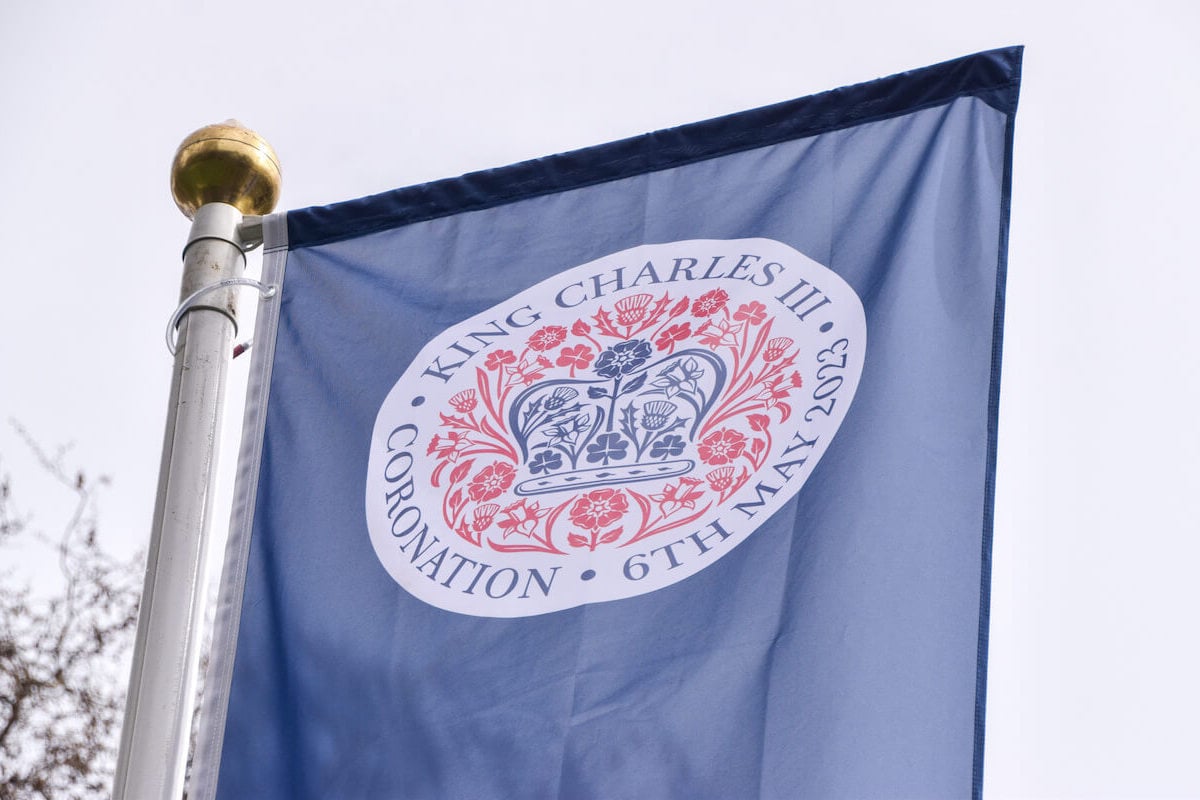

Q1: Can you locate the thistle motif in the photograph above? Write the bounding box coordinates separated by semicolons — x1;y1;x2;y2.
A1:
639;401;678;431
615;293;655;326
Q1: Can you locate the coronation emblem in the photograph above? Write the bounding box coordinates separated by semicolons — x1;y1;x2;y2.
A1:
366;239;865;616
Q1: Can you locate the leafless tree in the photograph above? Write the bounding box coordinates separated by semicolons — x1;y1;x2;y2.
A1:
0;428;141;799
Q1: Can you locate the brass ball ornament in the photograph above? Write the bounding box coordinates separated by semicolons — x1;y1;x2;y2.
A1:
170;120;281;219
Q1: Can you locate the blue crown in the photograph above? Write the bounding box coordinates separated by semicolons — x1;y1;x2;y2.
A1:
508;341;727;496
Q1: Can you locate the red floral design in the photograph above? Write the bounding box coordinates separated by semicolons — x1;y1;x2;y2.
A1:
496;498;549;538
615;293;655;326
555;344;594;371
424;284;812;555
747;413;771;432
427;431;471;460
527;325;567;352
449;389;477;413
569;488;629;531
763;337;794;361
733;301;767;325
467;462;516;502
649;477;705;516
705;466;736;492
655;322;692;352
698;429;747;465
696;318;740;350
691;289;729;317
484;350;516;371
510;354;552;385
755;374;799;407
472;503;500;531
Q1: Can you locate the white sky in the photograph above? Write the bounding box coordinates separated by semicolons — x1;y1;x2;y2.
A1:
1;2;1197;797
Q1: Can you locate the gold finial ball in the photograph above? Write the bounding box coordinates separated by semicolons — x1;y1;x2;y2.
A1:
170;120;281;219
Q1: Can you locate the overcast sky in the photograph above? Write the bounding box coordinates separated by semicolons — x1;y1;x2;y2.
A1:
1;2;1197;797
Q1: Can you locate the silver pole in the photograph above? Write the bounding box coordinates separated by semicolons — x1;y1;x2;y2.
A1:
113;122;280;800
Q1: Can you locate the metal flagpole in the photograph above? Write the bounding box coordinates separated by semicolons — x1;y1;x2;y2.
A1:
113;121;281;800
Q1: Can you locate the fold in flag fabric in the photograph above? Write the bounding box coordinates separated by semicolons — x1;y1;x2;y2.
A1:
192;47;1021;800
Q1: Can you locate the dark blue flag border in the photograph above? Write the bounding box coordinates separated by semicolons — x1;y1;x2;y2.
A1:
975;48;1021;800
287;47;1021;255
197;47;1021;800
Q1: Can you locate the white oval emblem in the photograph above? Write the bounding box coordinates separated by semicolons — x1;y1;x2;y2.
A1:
366;239;865;616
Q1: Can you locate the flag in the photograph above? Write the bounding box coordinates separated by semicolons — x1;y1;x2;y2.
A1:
193;47;1021;799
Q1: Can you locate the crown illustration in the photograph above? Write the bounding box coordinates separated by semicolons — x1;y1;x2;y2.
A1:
508;344;727;496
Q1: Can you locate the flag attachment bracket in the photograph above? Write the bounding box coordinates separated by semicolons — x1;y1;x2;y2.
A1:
165;278;278;355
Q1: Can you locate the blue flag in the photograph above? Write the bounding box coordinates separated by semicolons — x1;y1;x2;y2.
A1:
193;48;1021;799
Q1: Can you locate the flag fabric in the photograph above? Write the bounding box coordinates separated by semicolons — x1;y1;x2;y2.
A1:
193;47;1021;799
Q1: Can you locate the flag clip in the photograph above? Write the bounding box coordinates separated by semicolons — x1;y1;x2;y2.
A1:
166;278;278;356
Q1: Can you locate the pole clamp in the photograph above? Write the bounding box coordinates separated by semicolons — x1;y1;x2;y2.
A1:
182;206;266;255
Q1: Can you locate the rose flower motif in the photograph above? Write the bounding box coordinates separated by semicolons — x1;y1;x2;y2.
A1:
569;488;629;531
697;429;747;465
467;462;516;502
691;289;729;317
594;339;652;379
527;325;568;352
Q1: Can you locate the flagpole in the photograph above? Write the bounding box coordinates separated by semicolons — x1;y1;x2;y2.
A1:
113;121;280;800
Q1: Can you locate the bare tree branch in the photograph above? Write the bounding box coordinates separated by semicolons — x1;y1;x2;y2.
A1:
0;427;141;800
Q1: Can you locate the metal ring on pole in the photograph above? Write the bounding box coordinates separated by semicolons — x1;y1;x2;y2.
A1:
166;278;278;355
